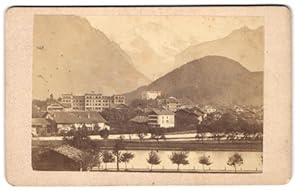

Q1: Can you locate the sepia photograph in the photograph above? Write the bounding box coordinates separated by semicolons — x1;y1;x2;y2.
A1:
31;14;264;173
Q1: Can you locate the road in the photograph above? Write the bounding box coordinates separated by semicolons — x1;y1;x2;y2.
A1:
32;138;262;152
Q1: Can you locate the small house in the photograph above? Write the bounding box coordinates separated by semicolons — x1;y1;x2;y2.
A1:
148;109;175;128
32;145;86;171
32;118;51;136
46;111;109;134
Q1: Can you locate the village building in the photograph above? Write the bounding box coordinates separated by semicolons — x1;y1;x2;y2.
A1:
129;115;149;132
61;93;73;104
45;111;109;134
109;103;129;110
84;93;109;112
175;108;205;130
165;96;180;112
148;109;175;128
72;95;85;111
141;90;161;100
32;106;56;136
32;117;51;136
32;145;86;171
110;95;126;105
60;92;125;112
32;104;46;118
46;102;72;112
130;115;149;124
202;105;217;114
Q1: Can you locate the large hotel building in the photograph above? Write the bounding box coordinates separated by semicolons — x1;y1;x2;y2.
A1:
61;92;125;112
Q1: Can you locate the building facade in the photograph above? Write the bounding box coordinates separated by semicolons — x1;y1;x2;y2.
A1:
60;93;125;112
148;109;175;128
84;93;110;112
72;95;85;111
110;95;126;105
46;111;110;134
165;97;180;112
175;108;205;130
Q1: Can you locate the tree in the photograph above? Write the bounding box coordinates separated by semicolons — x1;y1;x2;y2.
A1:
150;128;166;141
227;153;243;172
196;124;209;143
120;152;135;170
137;133;145;141
62;128;99;171
200;113;218;141
137;132;147;141
169;151;189;171
102;151;115;170
130;99;147;109
198;155;212;171
146;151;161;171
63;127;96;151
99;128;109;139
96;151;104;170
112;137;125;171
82;151;100;171
214;112;238;142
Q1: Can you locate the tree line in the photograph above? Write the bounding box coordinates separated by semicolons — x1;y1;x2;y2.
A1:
196;111;263;142
62;128;248;172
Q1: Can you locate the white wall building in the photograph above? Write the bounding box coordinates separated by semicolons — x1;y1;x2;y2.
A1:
148;109;175;128
141;91;161;100
60;93;125;112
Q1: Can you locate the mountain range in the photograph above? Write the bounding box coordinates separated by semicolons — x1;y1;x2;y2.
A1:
33;15;150;99
124;56;263;106
115;22;189;80
33;15;263;105
114;24;264;80
175;26;264;72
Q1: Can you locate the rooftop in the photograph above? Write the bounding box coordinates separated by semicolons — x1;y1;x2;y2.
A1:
130;115;149;123
176;108;205;117
32;118;50;126
49;111;108;124
150;109;174;115
51;145;85;162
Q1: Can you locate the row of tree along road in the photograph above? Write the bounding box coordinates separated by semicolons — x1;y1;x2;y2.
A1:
62;129;252;172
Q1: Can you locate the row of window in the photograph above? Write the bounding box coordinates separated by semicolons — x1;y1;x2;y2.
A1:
62;98;125;105
85;103;109;106
86;107;103;110
73;107;85;110
86;99;109;102
85;96;102;99
73;100;84;102
114;96;124;99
